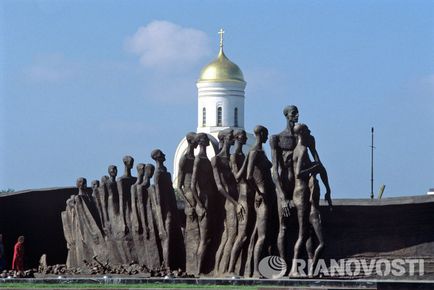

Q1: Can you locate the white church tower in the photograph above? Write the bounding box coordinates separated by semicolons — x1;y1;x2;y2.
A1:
196;28;246;134
173;29;254;186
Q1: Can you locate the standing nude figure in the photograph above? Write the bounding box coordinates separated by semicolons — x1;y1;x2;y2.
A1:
91;180;105;230
212;129;245;275
130;163;151;265
270;105;299;262
151;149;179;270
143;164;162;269
98;175;110;235
246;125;274;278
117;155;137;234
228;129;254;275
302;125;332;277
105;165;126;264
177;132;200;274
288;124;325;277
190;133;216;275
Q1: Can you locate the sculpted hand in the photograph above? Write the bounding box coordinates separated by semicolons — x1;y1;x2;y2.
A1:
159;229;167;240
196;205;207;221
325;191;333;211
189;208;197;222
255;196;263;208
281;198;291;217
236;203;246;221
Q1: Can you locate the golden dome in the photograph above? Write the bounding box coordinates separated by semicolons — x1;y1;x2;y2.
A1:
198;48;245;83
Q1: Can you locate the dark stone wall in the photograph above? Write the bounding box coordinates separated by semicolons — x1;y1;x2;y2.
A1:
1;188;434;271
320;196;434;260
0;188;76;269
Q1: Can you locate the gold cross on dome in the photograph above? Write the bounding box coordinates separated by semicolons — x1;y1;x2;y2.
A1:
218;28;225;48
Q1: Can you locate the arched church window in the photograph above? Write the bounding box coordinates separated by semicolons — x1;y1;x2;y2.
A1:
234;107;238;127
202;107;206;126
217;107;222;126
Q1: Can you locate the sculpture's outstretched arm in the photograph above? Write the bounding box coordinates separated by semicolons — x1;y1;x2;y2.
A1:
308;135;332;207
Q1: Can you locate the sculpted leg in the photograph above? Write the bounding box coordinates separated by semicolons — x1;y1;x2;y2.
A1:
277;205;287;261
161;217;172;269
228;207;248;274
306;227;314;261
253;202;267;278
214;221;227;275
220;206;237;274
308;209;324;277
197;215;210;275
289;206;309;277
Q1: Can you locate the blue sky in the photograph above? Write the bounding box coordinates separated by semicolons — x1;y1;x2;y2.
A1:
1;0;433;198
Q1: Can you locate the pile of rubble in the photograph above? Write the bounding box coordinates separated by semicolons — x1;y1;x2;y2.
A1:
0;269;36;278
37;255;193;278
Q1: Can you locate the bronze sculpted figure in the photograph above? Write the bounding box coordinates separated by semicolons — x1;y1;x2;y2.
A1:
270;105;299;263
245;125;274;278
295;124;332;277
62;177;106;268
62;156;182;272
117;155;137;235
191;133;217;275
91;180;105;230
228;129;254;275
151;149;183;270
60;105;332;278
98;175;110;235
289;124;326;277
177;132;200;274
130;163;151;265
105;165;132;264
212;129;245;275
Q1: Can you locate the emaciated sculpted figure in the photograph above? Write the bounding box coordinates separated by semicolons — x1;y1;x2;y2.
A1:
245;125;274;278
62;193;78;268
228;129;254;275
299;124;332;277
91;180;105;230
270;105;299;262
289;124;324;277
191;133;216;275
143;163;162;269
98;175;110;234
117;155;137;233
151;149;180;270
130;163;151;265
105;165;130;264
75;177;107;264
212;129;245;275
177;132;200;274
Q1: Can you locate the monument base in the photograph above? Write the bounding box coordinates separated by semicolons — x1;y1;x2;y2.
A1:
1;277;434;290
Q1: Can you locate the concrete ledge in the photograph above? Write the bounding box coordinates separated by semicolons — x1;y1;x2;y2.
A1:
1;277;434;289
320;195;434;206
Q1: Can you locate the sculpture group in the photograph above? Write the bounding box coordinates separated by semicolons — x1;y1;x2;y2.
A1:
61;151;184;272
62;105;332;278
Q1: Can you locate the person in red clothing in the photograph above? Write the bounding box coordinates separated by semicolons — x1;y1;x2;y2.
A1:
12;236;25;271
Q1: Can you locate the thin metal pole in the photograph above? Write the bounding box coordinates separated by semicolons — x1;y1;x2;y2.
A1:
370;127;374;199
